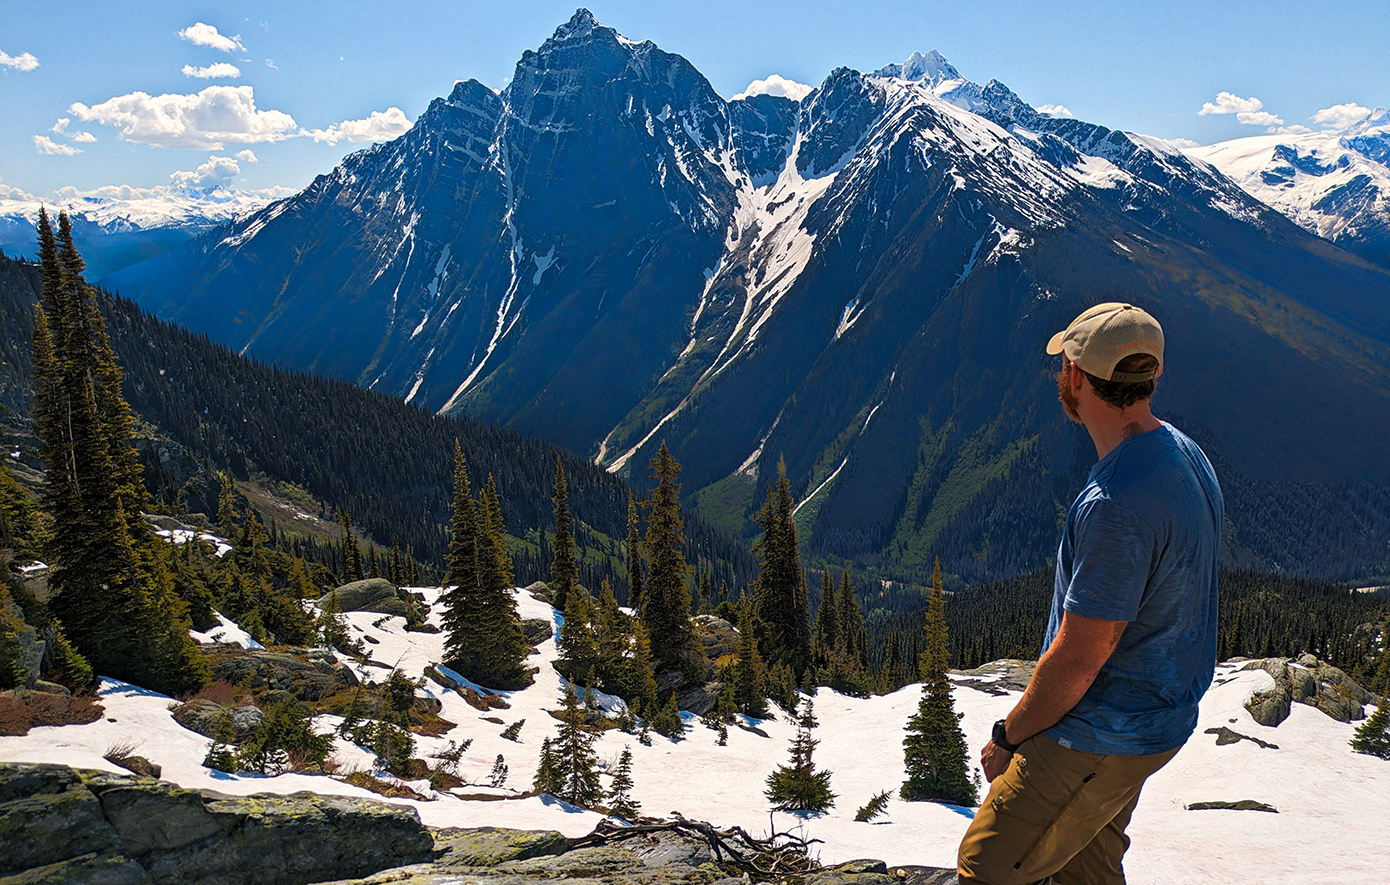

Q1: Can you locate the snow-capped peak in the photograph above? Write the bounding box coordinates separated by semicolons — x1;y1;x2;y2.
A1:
874;50;961;86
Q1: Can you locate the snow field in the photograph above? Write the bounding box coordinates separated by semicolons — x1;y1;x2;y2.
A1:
2;586;1387;883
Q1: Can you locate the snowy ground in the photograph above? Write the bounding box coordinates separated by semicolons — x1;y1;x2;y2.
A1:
3;585;1386;884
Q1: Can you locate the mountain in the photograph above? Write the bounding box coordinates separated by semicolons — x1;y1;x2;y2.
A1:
1184;109;1390;269
111;9;1390;584
0;186;280;281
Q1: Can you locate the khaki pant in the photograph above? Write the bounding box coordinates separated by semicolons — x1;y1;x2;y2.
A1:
957;734;1179;885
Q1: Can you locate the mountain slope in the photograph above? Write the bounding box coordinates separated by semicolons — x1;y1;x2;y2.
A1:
1184;110;1390;269
113;10;1390;583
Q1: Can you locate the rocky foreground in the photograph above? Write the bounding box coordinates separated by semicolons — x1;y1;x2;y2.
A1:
0;762;957;885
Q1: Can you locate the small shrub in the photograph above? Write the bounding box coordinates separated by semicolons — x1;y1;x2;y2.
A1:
500;719;525;742
854;790;893;822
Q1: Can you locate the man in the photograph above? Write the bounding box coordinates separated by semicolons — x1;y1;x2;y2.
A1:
957;303;1223;885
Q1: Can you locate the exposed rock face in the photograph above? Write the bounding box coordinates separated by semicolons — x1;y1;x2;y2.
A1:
952;660;1036;696
520;618;553;647
200;645;358;702
693;617;737;662
170;699;265;740
318;578;418;619
1241;656;1374;726
1;762;957;885
0;762;434;885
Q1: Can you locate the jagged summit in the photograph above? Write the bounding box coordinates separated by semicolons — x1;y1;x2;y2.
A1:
873;49;961;85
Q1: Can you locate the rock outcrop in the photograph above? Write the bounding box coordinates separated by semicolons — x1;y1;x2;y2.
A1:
170;699;266;740
0;763;434;884
318;578;421;620
1241;655;1374;727
0;763;959;884
200;645;358;703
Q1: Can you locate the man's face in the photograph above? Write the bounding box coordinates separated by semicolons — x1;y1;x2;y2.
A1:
1057;360;1082;423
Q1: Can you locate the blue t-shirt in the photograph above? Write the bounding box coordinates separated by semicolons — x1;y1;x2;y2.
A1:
1042;423;1223;756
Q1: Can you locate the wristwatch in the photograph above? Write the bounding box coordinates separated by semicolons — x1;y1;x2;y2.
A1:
992;719;1020;753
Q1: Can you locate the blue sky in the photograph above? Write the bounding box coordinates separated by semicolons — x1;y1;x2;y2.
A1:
2;0;1387;199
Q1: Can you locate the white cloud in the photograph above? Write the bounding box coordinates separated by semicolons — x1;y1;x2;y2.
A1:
178;23;245;53
1199;91;1266;116
1037;104;1073;118
1312;102;1373;130
51;118;96;142
33;135;82;156
303;107;412;144
0;50;40;71
51;182;296;202
169;155;241;188
732;74;814;102
1198;92;1283;126
0;178;37;201
69;85;298;149
70;130;97;143
1269;124;1313;135
264;59;278;70
51;118;69;134
183;62;241;79
236;149;258;163
1166;137;1201;148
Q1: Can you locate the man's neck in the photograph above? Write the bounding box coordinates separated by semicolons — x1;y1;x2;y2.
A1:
1084;402;1162;461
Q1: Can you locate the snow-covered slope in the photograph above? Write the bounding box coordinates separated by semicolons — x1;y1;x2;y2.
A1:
2;585;1385;883
0;187;280;237
1183;110;1390;266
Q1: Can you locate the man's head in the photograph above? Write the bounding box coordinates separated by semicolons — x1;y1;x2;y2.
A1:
1048;303;1163;419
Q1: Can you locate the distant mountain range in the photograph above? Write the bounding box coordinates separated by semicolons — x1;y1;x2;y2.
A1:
0;186;280;281
91;9;1390;583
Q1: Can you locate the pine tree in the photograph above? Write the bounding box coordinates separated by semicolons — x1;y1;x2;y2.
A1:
838;573;868;670
651;691;687;740
441;443;530;689
901;558;976;806
607;747;641;821
553;685;602;807
625;494;644;612
478;474;515;596
640;443;701;677
533;737;560;794
753;459;812;677
338;510;364;581
765;698;835;812
34;211;206;695
488;754;509;788
557;586;600;685
813;571;840;667
216;472;238;538
734;605;770;718
550;456;578;612
1351;694;1390;759
854;790;893;822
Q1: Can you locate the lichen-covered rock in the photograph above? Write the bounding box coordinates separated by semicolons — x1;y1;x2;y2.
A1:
202;646;358;702
1241;657;1373;726
0;764;128;876
520;619;553;648
170;700;264;740
693;617;737;661
432;826;568;866
319;578;416;619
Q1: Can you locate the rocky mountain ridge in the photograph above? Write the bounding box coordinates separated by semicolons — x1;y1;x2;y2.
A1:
108;9;1390;582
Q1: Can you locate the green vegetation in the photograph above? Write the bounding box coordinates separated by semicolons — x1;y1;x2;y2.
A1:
765;698;835;813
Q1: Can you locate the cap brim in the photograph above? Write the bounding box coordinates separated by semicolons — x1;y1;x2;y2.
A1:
1046;330;1066;355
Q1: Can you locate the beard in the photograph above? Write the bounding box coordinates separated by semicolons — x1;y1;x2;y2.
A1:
1058;366;1081;423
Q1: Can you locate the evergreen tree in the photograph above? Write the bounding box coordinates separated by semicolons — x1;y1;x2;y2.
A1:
488;754;509;788
1351;694;1390;759
640;443;702;677
34;211;206;695
550;456;578;612
533;737;560;794
625;494;644;612
557;586;600;685
854;790;893;822
553;685;603;807
441;443;530;689
734;605;770;718
651;691;687;740
838;573;868;670
901;558;976;806
216;472;238;537
753;459;812;676
607;747;641;821
479;474;515;595
765;698;835;812
813;571;840;667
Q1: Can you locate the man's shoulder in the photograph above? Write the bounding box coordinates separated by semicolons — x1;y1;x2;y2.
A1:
1089;423;1220;523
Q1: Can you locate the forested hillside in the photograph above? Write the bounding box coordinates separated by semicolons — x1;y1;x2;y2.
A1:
0;251;756;594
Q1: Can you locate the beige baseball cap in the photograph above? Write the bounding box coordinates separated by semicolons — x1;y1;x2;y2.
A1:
1046;302;1164;382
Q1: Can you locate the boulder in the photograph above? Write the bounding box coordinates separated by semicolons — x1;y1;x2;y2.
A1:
319;578;415;619
2;591;45;688
520;618;553;647
693;616;737;661
432;826;568;866
171;700;265;740
1241;657;1374;726
201;645;358;702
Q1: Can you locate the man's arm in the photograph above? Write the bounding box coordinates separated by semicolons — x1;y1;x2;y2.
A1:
980;610;1127;781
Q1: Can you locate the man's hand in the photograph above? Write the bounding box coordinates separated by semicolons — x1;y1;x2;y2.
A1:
980;739;1013;782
